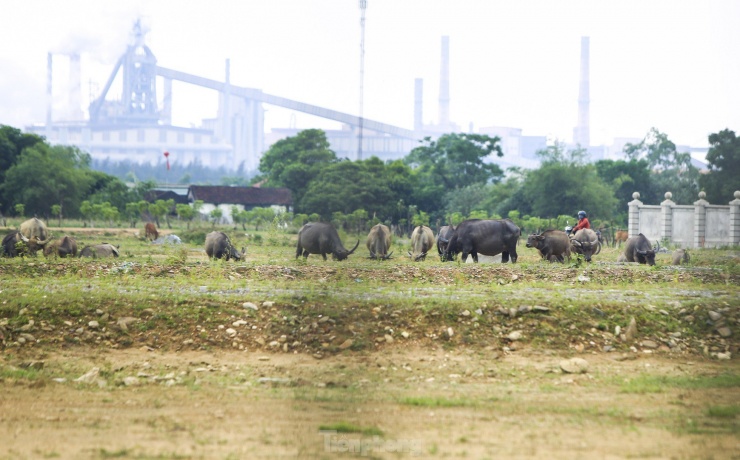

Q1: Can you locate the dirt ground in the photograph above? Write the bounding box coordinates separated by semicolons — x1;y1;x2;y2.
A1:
1;346;738;460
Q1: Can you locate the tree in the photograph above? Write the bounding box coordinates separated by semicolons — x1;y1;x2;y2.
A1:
176;203;195;229
257;129;337;211
404;133;504;219
2;144;94;219
0;125;44;216
624;128;699;204
515;143;618;220
51;204;62;227
595;159;658;225
209;208;223;226
700;129;740;203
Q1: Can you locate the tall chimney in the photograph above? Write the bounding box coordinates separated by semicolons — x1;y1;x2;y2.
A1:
46;52;53;135
574;36;590;147
414;78;423;133
68;52;84;120
438;36;450;127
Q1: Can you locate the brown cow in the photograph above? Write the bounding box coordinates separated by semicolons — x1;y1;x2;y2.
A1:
145;222;158;241
614;230;628;248
43;235;78;258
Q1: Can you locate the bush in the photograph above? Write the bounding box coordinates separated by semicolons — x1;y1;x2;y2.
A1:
179;229;209;245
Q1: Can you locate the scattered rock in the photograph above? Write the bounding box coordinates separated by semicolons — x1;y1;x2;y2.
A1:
560;358;589;374
338;339;353;350
401;331;410;339
384;334;394;344
708;311;723;322
717;327;732;338
507;331;523;341
74;367;101;384
624;317;637;342
122;376;140;386
716;352;731;360
88;321;99;329
243;302;259;311
640;340;659;349
225;328;237;338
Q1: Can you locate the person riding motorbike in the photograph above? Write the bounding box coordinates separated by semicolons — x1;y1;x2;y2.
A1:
569;210;590;235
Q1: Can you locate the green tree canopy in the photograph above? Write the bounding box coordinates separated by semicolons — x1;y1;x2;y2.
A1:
257;129;337;211
624;128;699;204
0;125;45;215
700;129;740;203
2;143;94;218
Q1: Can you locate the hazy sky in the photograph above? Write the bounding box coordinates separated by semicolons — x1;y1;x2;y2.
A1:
1;0;738;148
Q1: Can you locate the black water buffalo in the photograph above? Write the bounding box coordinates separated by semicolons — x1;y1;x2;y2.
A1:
436;225;455;257
623;233;659;265
366;224;393;260
570;228;601;262
296;222;359;261
441;219;520;263
79;243;120;258
2;232;25;257
526;229;571;263
409;225;435;261
43;235;78;258
205;231;245;261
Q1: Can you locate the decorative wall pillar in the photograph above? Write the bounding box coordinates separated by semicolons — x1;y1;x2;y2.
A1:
660;192;675;243
628;192;642;238
693;191;709;248
730;190;740;246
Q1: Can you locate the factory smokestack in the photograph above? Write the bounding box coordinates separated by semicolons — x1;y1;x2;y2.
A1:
68;53;84;120
46;52;53;135
414;78;423;133
573;36;590;147
438;36;450;127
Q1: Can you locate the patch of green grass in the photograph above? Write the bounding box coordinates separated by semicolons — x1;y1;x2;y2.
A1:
400;396;478;408
319;422;383;436
620;373;740;394
0;366;42;380
706;405;740;418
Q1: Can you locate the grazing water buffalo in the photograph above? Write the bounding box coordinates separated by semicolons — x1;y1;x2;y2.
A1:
570;228;601;262
436;225;455;257
144;222;158;241
2;232;26;257
672;248;690;265
366;224;393;260
409;226;435;261
43;236;78;258
296;223;359;261
79;243;120;258
623;233;659;265
441;219;520;263
205;231;245;261
18;217;52;255
526;229;571;263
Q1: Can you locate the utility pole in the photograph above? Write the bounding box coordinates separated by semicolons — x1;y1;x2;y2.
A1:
358;0;367;161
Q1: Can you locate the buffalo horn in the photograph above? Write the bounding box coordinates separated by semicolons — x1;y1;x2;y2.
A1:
348;240;360;255
594;241;602;255
20;233;29;243
382;251;394;260
438;237;449;243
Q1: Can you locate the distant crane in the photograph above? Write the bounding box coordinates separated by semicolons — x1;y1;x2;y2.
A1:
358;0;367;161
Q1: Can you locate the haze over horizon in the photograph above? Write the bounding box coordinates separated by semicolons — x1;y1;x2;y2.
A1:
1;0;738;150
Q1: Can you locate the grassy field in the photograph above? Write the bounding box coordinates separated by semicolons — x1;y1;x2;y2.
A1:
0;224;737;459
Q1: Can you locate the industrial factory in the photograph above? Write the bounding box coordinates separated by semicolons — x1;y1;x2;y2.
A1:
27;20;612;174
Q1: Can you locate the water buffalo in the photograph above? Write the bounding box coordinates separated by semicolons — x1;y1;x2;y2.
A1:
570;228;601;262
43;236;78;258
614;230;628;248
407;226;434;261
672;248;690;265
1;232;26;257
436;225;455;258
18;217;52;255
366;224;393;260
205;231;245;261
79;243;120;258
441;219;520;263
623;233;659;265
296;222;359;261
526;229;571;263
144;222;158;241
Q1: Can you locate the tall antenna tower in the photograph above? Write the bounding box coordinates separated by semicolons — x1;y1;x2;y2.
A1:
357;0;367;161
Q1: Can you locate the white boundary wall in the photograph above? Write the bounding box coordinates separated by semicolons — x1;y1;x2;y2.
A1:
628;191;740;248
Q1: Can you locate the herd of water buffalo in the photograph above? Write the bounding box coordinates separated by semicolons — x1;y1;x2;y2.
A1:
2;217;688;266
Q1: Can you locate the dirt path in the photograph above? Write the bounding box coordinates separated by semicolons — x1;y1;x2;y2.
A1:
1;346;737;459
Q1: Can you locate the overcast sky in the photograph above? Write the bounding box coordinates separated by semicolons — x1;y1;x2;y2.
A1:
1;0;738;148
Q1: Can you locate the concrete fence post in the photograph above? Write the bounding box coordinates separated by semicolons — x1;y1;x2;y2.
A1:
628;192;642;238
693;191;709;248
660;192;674;243
730;190;740;246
